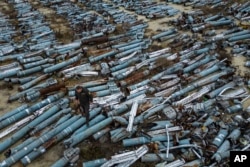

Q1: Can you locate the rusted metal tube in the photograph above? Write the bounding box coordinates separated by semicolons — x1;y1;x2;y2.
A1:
119;70;150;87
39;82;66;95
26;83;66;102
81;36;109;45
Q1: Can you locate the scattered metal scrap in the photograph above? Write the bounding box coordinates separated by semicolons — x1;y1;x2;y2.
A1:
0;0;250;167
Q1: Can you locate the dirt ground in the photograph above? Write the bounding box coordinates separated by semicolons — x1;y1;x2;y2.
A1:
0;0;250;167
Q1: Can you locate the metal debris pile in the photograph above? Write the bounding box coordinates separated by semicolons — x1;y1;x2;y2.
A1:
40;0;116;38
112;0;180;18
0;0;250;167
170;0;228;8
87;1;139;25
14;1;58;50
227;1;250;21
0;12;16;44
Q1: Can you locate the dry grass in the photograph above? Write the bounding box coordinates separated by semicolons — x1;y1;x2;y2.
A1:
216;44;232;63
113;23;130;35
148;44;164;52
28;0;74;44
200;0;249;16
0;2;15;15
0;2;23;42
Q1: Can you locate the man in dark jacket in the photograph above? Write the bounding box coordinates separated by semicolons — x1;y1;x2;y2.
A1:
75;85;93;126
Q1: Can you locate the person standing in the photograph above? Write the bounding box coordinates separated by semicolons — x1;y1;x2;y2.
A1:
74;85;93;126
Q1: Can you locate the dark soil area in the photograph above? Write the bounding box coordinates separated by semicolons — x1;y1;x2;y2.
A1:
78;137;156;167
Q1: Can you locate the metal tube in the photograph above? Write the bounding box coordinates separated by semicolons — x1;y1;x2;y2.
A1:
11;137;36;155
60;63;92;75
18;56;43;64
94;87;120;97
18;76;37;84
89;50;118;63
228;34;250;42
0;99;48;130
226;104;243;114
174;85;213;106
117;41;145;52
141;153;175;162
0;67;22;80
245;61;250;67
110;57;139;72
29;108;71;136
92;127;111;140
0;62;20;71
224;30;250;39
21;114;91;165
8;88;35;102
0;53;25;62
50;156;68;167
126;101;138;132
115;46;142;59
68;117;113;148
18;74;49;91
0;94;65;153
68;107;103;136
43;55;82;73
118;51;138;64
194;64;221;78
134;104;166;124
123;135;172;147
0;112;41;139
0;116;80;167
17;64;51;77
23;58;54;69
119;70;150;87
152;28;177;40
206;81;236;98
0;104;28;122
193;47;209;55
172;69;233;100
159;33;179;42
127;79;151;92
83;158;107;167
212;128;228;148
212;140;230;162
76;79;109;89
73;105;128;138
208;20;233;26
87;85;109;92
